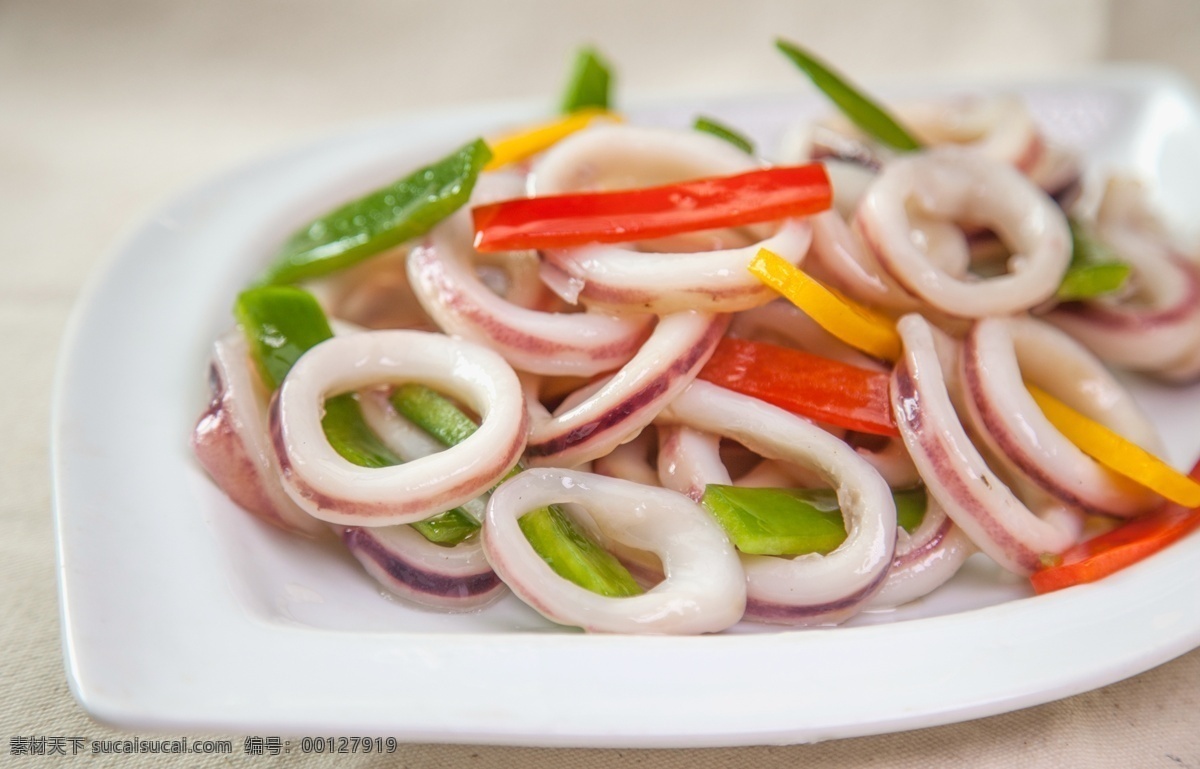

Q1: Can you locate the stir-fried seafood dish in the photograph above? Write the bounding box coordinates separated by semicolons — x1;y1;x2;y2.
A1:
192;43;1200;634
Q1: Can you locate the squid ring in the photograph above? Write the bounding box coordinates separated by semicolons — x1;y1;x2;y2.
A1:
483;468;746;634
891;314;1075;574
659;380;897;626
961;315;1162;517
271;330;527;526
408;216;653;377
855;148;1071;318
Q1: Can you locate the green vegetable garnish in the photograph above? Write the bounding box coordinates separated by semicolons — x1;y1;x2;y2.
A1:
260;139;492;285
703;485;844;555
893;486;927;533
1055;219;1133;301
235;286;335;390
391;383;643;597
693;115;755;154
234;286;479;545
391;383;480;448
518;506;643;597
775;38;922;152
319;394;408;469
701;484;927;556
560;46;612;114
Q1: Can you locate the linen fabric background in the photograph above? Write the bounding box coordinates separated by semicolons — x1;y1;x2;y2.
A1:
4;0;1199;766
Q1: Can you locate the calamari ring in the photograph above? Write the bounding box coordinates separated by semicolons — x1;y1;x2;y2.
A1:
408;215;652;377
659;381;897;626
891;314;1075;574
855;148;1071;318
523;310;729;468
191;330;325;537
341;524;505;611
864;495;974;610
483;468;746;634
271;330;527;526
961;316;1162;517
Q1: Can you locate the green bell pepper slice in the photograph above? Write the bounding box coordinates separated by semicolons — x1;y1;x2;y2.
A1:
259;139;492;285
701;484;927;556
560;46;613;114
693;115;755;154
234;286;479;544
391;383;643;597
1055;218;1133;301
776;38;922;152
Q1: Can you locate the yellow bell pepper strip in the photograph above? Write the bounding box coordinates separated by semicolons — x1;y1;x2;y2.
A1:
1026;384;1200;508
560;46;613;114
473;164;832;253
748;248;902;361
1031;459;1200;594
484;108;620;171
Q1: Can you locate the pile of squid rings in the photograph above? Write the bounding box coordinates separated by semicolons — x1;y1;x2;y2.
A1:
193;95;1200;635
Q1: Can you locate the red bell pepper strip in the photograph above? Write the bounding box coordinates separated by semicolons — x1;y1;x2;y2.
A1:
471;163;832;253
696;336;899;436
1030;459;1200;594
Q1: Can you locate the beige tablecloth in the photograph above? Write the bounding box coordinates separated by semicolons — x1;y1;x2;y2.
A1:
5;1;1199;766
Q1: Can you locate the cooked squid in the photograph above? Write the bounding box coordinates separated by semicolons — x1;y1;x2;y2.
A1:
659;381;898;626
855;148;1072;318
271;330;527;526
483;468;746;634
192;69;1196;635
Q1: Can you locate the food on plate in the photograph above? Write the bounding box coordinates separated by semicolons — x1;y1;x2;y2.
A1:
191;41;1200;634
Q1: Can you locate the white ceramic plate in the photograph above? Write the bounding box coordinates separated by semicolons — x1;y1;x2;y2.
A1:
53;68;1200;747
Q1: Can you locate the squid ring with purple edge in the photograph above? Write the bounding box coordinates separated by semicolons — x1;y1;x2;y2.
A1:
522;310;729;468
890;314;1075;575
407;215;653;377
482;468;746;634
191;330;326;537
961;315;1162;518
855;147;1071;318
658;380;897;626
270;330;527;527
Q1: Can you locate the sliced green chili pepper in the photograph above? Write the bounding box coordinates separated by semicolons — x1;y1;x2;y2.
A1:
893;486;927;534
700;484;926;556
259;139;492;285
518;506;643;597
320;394;407;468
560;46;613;114
693;115;755;154
775;38;922;152
234;286;479;545
1055;218;1133;301
391;383;644;597
390;383;480;448
235;286;335;390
